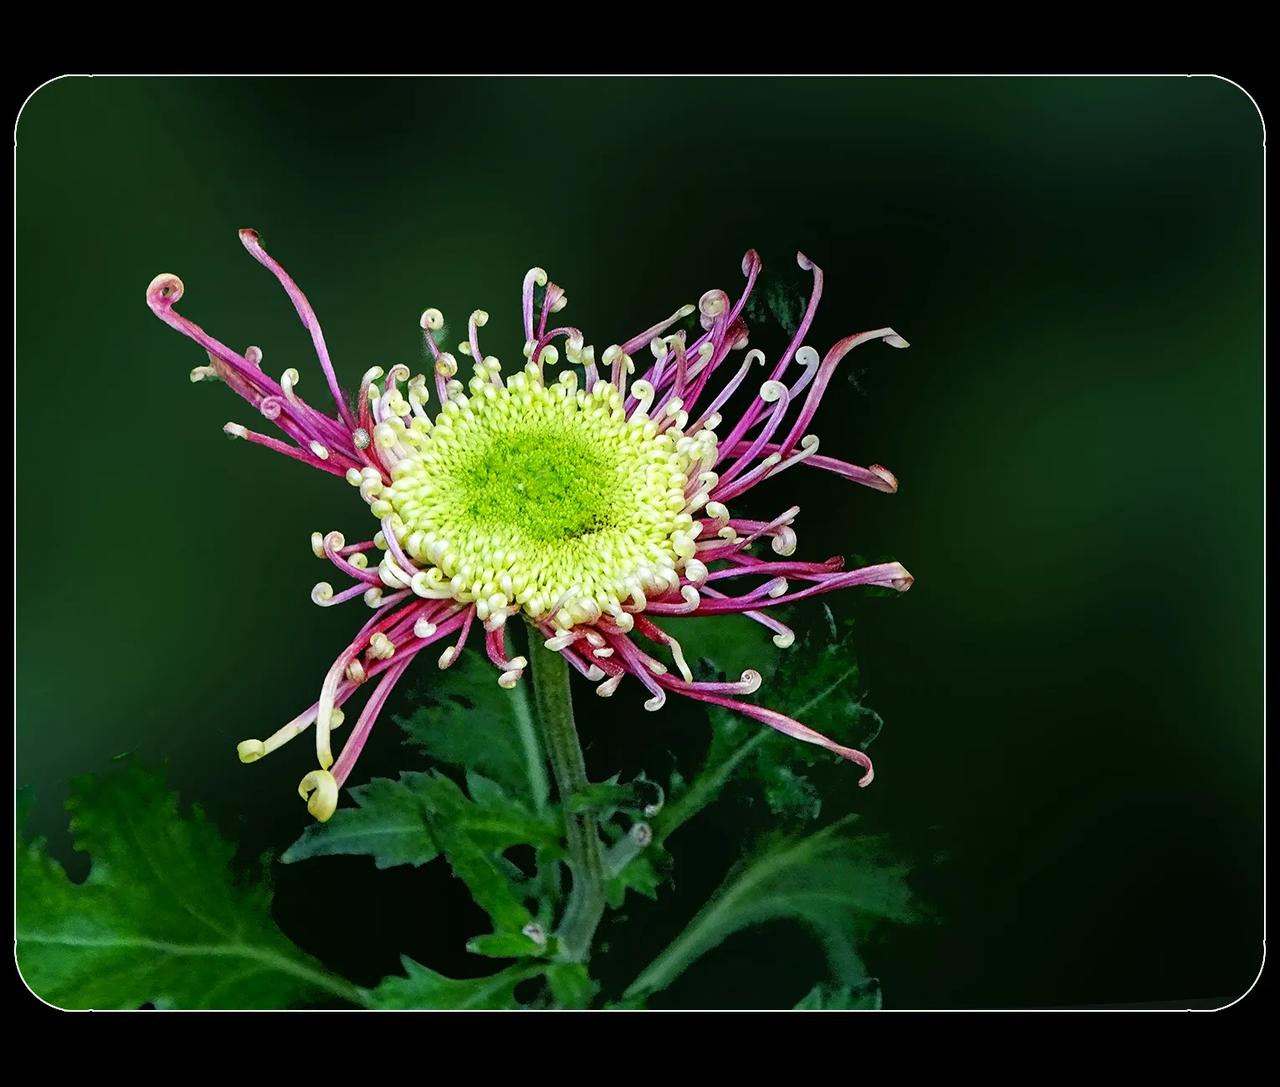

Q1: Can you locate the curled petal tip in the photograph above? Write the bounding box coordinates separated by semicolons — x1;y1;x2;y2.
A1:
146;272;184;310
885;331;910;349
870;464;899;493
857;763;875;787
238;227;262;248
742;249;761;275
298;769;339;822
796;251;814;271
889;563;914;592
237;739;265;764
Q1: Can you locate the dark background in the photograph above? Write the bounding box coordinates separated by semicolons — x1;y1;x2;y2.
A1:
15;76;1263;1009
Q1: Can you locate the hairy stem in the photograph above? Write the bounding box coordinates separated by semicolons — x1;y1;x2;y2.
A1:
528;636;606;962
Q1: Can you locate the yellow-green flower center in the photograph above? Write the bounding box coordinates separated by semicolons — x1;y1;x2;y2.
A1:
455;427;623;543
375;371;714;629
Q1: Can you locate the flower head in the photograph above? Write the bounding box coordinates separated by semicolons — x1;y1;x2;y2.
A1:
147;231;911;821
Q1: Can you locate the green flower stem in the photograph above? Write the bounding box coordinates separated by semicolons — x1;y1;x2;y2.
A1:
507;679;551;814
528;634;606;962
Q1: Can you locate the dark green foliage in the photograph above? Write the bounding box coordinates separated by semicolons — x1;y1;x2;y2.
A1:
366;957;541;1010
16;764;359;1010
282;773;442;870
795;980;883;1010
624;816;923;1002
17;611;919;1010
397;648;549;811
544;963;599;1009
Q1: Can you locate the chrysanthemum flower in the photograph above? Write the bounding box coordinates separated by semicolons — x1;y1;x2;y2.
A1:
146;231;912;822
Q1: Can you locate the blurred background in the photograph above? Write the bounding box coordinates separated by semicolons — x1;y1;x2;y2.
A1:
15;76;1263;1008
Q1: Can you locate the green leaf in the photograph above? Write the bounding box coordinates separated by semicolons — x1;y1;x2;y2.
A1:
282;770;560;870
545;963;598;1009
605;992;650;1010
795;980;883;1010
605;848;671;909
366;956;541;1010
465;931;552;960
624;816;922;1002
660;614;882;837
565;776;630;815
398;648;549;811
16;765;361;1010
281;774;441;869
566;772;664;821
714;615;881;766
412;771;543;940
658;612;781;686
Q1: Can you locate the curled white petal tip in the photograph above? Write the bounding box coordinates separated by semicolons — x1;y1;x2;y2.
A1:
644;693;666;712
498;669;523;689
223;422;248;439
889;564;915;592
595;674;623;698
311;582;335;606
421;308;444;331
760;380;787;403
772;630;796;649
298;769;339;822
739;669;763;694
682;559;708;585
147;272;184;307
884;331;910;349
237;739;266;764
